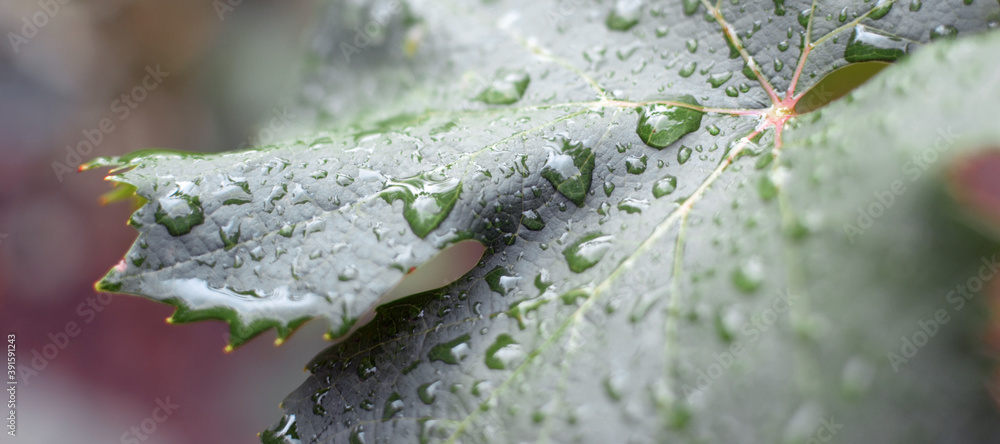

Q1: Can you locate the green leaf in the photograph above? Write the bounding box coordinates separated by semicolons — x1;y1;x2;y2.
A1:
86;0;1000;441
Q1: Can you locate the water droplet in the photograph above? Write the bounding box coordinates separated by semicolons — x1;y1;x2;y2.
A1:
707;72;732;88
844;25;914;63
485;334;525;369
635;97;704;149
772;0;787;15
215;217;240;250
625;155;648;174
418;380;442;404
677;146;692;164
339;266;359;281
929;24;958;41
336;173;355;186
278;223;296;238
311;388;329;415
706;124;720;136
563;233;613;273
475;69;530;105
428;335;471;364
214;176;252;206
381;172;462;238
652;175;678;198
797;9;811;27
682;0;699;15
382;392;404;420
154;194;204;236
540;136;595;206
869;0;893;19
520;210;545;231
606;0;643;31
773;58;784;72
685;39;698;53
909;0;921;11
732;257;764;293
678;61;697;78
603;181;616;197
617;197;649;214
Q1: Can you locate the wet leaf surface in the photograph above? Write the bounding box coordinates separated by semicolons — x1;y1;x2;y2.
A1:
88;0;1000;442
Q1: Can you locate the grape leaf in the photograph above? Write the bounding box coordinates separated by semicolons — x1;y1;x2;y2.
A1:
87;0;1000;441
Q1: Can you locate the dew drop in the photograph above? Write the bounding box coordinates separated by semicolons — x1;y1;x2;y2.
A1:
732;257;764;293
617;197;649;214
475;69;530;105
677;146;692;164
520;210;545;231
485;334;525;370
678;61;697;78
540;137;595;206
635;97;704;149
606;0;643;31
844;25;914;63
929;24;958;41
154;194;204;236
428;335;471;364
625;155;648;174
652;175;678;198
563;233;613;273
381;172;462;238
869;0;893;19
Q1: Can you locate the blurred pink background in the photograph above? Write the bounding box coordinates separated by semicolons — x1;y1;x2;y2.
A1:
0;1;332;442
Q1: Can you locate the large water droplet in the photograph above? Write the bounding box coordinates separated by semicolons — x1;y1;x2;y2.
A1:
677;146;692;164
869;0;893;19
540;136;595;207
485;334;525;369
382;392;404;420
707;72;732;88
475;69;530;105
381;172;462;238
606;0;643;31
428;335;471;364
154;194;204;236
521;209;545;231
732;257;764;293
418;380;442;404
929;24;958;41
844;25;915;63
617;197;649;214
625;155;648;174
678;61;697;78
635;96;704;149
652;175;678;198
563;233;613;273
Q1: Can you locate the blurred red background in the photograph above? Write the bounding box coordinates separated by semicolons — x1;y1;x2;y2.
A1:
0;1;333;442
